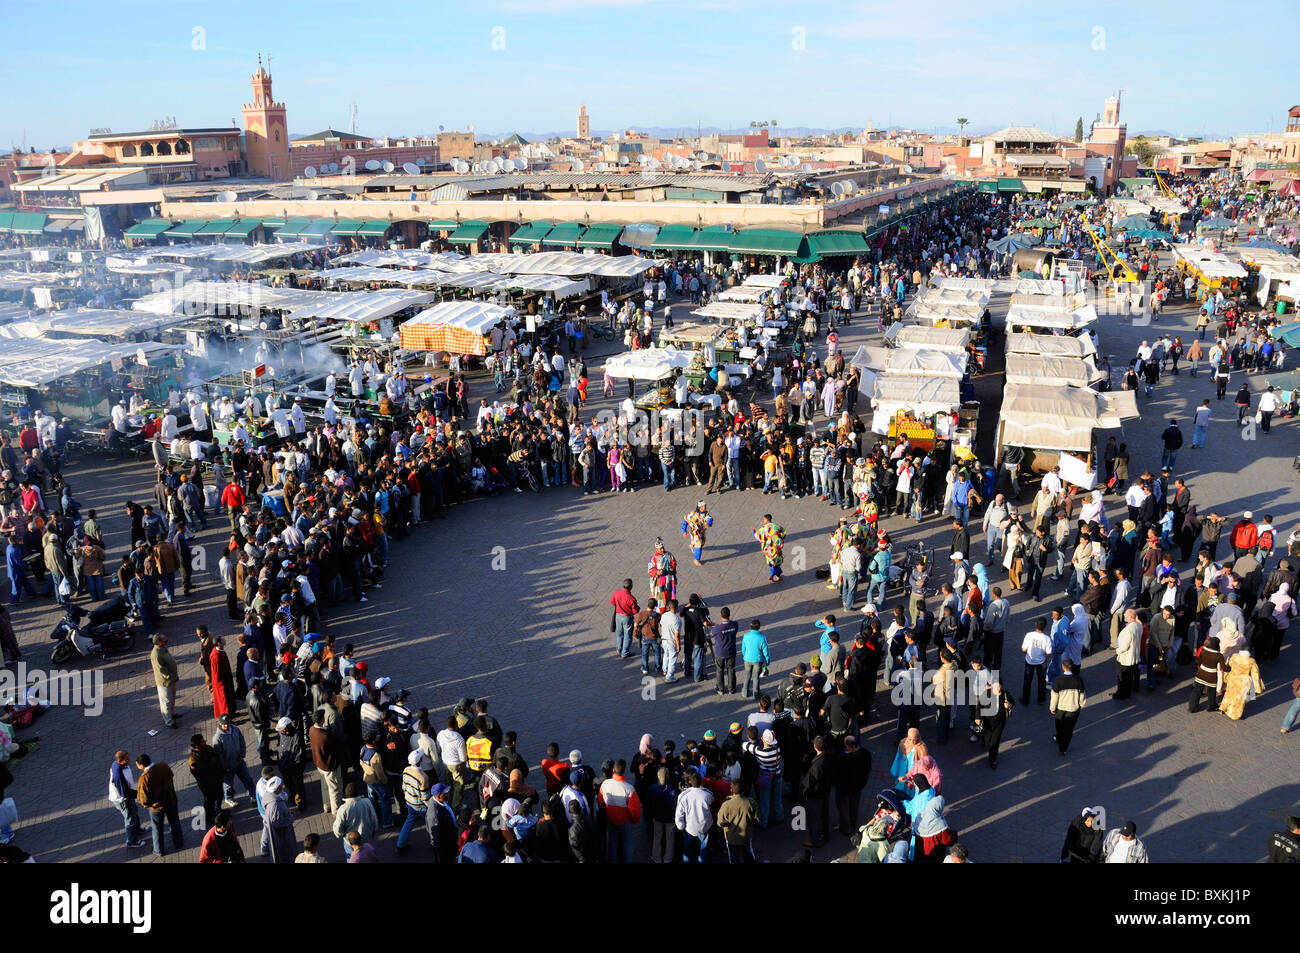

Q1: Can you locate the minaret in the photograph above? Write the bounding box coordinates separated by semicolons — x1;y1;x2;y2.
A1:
577;104;590;139
242;56;291;180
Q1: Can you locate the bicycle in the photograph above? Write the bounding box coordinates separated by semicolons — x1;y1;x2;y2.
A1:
587;323;616;343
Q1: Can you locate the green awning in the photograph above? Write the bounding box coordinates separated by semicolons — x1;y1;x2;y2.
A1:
223;219;261;238
977;180;1000;193
165;219;208;237
509;221;553;245
196;219;236;235
684;225;735;252
427;219;460;231
270;217;311;239
542;221;585;247
651;225;698;251
997;178;1024;192
301;220;337;239
575;222;624;249
1118;177;1150;192
726;228;806;256
0;212;13;233
356;220;391;237
447;220;488;245
330;219;366;237
807;230;869;256
123;219;174;239
11;212;48;236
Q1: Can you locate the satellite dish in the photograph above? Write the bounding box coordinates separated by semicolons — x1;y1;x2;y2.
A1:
402;162;420;174
489;159;502;173
845;180;857;194
364;159;381;171
471;162;482;173
303;165;318;178
830;182;843;196
415;157;426;167
696;151;708;160
516;156;528;170
329;162;340;172
382;160;395;173
663;152;676;163
691;160;703;171
438;125;445;132
500;158;514;172
783;155;796;167
305;190;319;201
801;163;812;173
596;161;609;172
755;157;768;173
218;190;238;202
618;155;629;166
574;158;586;172
903;164;914;174
454;160;468;174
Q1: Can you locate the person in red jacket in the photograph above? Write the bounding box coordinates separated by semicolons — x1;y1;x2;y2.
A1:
598;759;642;862
221;482;246;533
1230;512;1258;559
198;810;245;863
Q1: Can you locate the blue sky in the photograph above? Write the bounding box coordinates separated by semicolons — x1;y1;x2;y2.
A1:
2;0;1296;149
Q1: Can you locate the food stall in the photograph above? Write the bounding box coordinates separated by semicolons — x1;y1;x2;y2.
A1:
604;348;698;411
860;372;964;454
399;300;514;369
995;382;1139;486
883;324;971;354
1004;291;1098;336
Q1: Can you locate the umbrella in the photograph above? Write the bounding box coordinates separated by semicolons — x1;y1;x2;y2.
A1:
1266;369;1300;392
989;234;1040;254
1275;179;1300;197
1245;238;1293;253
1115;214;1154;230
1198;216;1234;230
1126;228;1171;242
1270;321;1300;345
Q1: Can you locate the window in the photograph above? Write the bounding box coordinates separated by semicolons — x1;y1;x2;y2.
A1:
175;139;190;155
156;141;172;156
274;129;280;142
139;142;154;156
121;144;137;157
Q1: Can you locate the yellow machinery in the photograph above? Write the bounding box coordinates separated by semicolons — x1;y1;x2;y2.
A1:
1152;170;1177;201
1086;225;1140;283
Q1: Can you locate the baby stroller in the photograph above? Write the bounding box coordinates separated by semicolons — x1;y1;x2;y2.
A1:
855;789;912;863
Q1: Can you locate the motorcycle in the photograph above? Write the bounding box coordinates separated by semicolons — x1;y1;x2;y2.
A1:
48;596;139;664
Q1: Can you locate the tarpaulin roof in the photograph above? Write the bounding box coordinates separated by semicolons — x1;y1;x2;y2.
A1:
999;383;1139;452
1006;331;1097;358
1004;354;1103;388
850;345;965;378
604;347;693;380
401;301;514;353
883;324;971;352
692;302;766;323
0;340;182;388
865;373;961;416
285;289;435;323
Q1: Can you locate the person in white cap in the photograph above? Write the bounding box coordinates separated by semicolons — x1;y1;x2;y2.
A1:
260;774;297;862
289;398;306;435
396;748;431;852
950;552;969;592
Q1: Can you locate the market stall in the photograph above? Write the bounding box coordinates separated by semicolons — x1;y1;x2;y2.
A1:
1003;354;1105;388
861;372;964;453
995;382;1139;484
883;324;971;353
399;301;514;358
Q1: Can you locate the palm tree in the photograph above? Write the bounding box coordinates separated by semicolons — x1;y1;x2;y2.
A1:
957;117;969;137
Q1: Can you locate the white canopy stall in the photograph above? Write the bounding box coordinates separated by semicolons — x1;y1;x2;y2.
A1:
1004;354;1104;388
603;348;693;381
850;345;965;378
995;382;1140;480
883;324;971;353
1006;330;1097;358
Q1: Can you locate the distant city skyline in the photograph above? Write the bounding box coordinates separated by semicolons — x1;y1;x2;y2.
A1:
2;0;1296;149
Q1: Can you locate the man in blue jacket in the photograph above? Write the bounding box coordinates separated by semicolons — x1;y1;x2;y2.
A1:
740;619;771;699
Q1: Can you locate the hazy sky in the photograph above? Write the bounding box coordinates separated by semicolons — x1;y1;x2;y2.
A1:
3;0;1296;149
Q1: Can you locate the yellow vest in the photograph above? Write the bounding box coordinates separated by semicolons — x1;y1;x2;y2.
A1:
466;734;494;772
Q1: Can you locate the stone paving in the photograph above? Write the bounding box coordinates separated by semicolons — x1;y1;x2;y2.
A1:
3;280;1297;864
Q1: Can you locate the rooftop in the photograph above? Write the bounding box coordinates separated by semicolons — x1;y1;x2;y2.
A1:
987;125;1060;144
87;128;238;142
292;129;372;143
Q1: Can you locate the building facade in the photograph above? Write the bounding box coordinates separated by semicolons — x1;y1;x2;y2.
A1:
242;63;291;180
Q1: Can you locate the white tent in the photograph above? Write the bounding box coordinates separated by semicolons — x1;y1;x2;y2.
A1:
285;289;435;323
866;373;961;416
494;274;588;298
1006;330;1097;358
692;302;766;323
311;266;413;285
884;324;971;353
998;383;1139;454
604;348;693;381
404;301;514;335
0;339;182;388
1004;354;1103;388
741;274;785;289
930;276;996;292
850;345;965;378
714;286;769;303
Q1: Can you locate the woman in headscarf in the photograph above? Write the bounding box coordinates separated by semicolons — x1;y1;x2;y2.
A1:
1113;519;1139;580
902;772;935;823
1066;603;1089;666
259;777;296;863
1189;635;1225;713
903;753;943;795
1269;583;1296;632
889;728;923;790
1047;609;1071;683
913;794;957;863
631;733;657;805
1060;806;1105;863
1221;650;1265;721
1003;517;1026;591
1215;616;1246;664
972;562;990;604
